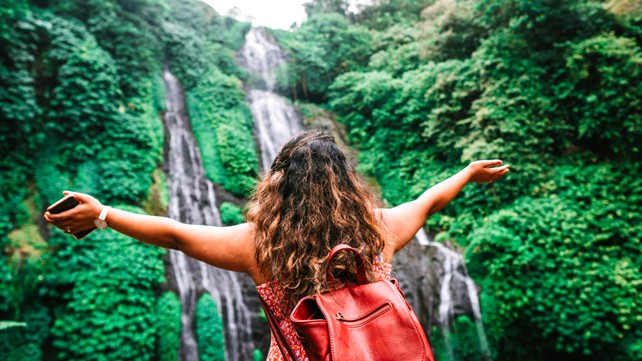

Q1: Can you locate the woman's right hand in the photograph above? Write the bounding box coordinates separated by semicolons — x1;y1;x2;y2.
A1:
466;160;510;183
44;191;104;235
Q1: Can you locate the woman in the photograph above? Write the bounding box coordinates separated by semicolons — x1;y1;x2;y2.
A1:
44;130;509;360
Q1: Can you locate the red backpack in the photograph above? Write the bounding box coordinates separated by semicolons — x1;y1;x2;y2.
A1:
260;244;435;361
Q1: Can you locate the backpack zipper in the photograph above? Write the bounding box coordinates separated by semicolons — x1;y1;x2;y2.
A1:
335;302;392;326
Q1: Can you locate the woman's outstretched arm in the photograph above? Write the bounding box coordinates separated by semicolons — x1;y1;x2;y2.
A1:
43;191;256;273
378;160;510;255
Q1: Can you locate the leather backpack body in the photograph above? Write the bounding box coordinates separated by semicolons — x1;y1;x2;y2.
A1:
261;244;435;361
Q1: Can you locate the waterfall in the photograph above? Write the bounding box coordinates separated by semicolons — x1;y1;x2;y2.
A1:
237;27;302;169
413;228;492;361
465;278;492;360
162;67;256;361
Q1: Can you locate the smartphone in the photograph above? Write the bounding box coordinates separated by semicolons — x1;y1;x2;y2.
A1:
46;194;97;239
47;194;79;214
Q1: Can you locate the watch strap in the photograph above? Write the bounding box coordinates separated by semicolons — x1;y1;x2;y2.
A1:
94;206;111;230
99;206;111;221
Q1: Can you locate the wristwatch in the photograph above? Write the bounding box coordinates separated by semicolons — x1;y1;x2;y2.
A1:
94;206;111;230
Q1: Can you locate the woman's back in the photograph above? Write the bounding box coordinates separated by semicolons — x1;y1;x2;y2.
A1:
256;255;393;361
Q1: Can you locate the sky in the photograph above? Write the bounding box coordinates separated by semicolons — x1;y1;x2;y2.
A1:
202;0;309;30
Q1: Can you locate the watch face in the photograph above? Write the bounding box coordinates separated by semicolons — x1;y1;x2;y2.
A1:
94;218;108;230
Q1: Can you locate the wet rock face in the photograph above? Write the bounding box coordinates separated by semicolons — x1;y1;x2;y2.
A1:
393;238;440;335
393;237;478;337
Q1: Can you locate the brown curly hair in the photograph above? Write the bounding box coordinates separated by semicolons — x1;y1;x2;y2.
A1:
246;130;385;310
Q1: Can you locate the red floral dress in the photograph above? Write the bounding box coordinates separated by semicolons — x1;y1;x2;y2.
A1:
255;258;393;361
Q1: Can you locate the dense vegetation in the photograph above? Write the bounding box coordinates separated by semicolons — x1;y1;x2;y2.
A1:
1;0;640;360
0;0;249;359
285;1;641;360
196;294;226;361
156;291;181;361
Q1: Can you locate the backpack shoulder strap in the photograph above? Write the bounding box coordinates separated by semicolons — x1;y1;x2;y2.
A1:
259;295;297;361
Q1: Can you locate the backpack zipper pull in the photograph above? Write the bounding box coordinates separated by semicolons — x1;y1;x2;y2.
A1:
335;312;344;321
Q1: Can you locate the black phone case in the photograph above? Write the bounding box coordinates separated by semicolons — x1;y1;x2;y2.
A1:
48;195;79;214
73;227;96;240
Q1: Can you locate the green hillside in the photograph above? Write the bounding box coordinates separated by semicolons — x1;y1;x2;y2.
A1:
1;0;641;360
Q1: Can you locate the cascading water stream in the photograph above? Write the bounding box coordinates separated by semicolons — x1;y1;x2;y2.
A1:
237;27;302;169
466;278;492;360
162;67;256;361
415;228;492;361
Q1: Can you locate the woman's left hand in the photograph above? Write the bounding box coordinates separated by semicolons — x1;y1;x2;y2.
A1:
43;191;103;235
466;160;510;183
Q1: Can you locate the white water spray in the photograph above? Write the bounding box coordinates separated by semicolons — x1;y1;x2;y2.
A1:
163;67;256;361
415;228;492;361
237;28;302;170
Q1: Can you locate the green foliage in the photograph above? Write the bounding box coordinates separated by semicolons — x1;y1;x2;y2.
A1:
466;163;642;360
3;224;48;315
209;16;252;51
164;0;250;89
51;0;166;101
0;303;51;361
37;12;163;205
216;123;260;195
252;349;263;361
50;213;165;361
166;0;250;50
51;0;167;160
195;293;226;361
97;113;162;204
207;43;249;79
17;14;168;354
278;13;373;101
368;25;422;76
431;316;492;361
0;184;47;329
329;70;400;144
220;202;244;225
561;34;642;158
46;36;121;161
319;0;642;360
417;0;486;62
1;1;253;361
0;1;39;245
304;0;350;17
156;292;181;361
152;72;167;112
0;321;27;330
351;0;436;30
329;60;486;215
187;69;259;196
163;17;209;90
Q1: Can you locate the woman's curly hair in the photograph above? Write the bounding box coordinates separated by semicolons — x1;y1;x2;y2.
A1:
246;130;385;310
